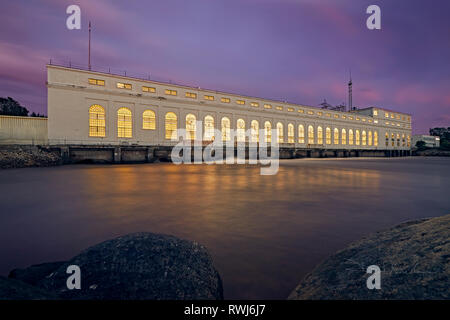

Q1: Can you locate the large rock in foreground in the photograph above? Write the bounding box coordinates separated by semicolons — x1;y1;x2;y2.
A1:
289;215;450;300
8;233;223;300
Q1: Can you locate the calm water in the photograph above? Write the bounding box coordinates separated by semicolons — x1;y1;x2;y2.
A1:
0;157;449;299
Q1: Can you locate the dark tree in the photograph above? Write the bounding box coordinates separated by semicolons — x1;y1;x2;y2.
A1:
415;140;427;151
0;97;29;116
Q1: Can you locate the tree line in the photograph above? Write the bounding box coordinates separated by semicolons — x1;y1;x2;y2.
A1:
0;97;46;117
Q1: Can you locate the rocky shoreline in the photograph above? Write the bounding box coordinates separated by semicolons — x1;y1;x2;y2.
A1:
289;214;450;300
0;146;61;169
1;233;223;300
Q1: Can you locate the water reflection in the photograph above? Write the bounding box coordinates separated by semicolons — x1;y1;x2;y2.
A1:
0;158;449;299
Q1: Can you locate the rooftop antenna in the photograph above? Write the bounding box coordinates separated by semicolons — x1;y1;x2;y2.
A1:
348;69;353;111
88;21;92;70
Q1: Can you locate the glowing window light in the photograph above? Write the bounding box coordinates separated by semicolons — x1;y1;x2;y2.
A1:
317;126;323;145
277;122;284;143
341;128;346;145
204;115;214;141
142;110;156;130
298;125;305;143
165;112;177;140
334;128;339;145
186;114;196;140
117;107;132;138
264;121;272;143
326;127;331;144
349;129;354;145
308;125;314;144
251;120;259;143
288;123;294;143
222;117;231;141
89;104;106;137
237;119;246;142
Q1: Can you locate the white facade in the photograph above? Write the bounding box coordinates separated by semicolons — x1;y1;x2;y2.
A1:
47;65;412;150
412;135;440;148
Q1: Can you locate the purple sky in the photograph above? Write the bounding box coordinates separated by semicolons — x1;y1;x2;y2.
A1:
1;0;449;134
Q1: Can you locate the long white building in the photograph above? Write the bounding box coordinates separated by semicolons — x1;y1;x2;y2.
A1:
47;64;412;151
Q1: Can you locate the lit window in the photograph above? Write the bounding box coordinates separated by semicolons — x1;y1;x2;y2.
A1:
165;89;177;96
222;117;231;141
362;118;366;122
186;114;196;140
88;78;105;86
368;131;373;146
186;92;197;99
349;116;354;120
117;107;132;138
165;112;177;139
341;129;346;145
326;127;331;144
349;129;354;145
288;123;294;143
373;109;378;116
142;86;156;93
117;82;132;90
326;113;331;117
287;107;294;112
317;126;323;145
390;113;394;119
374;131;378;146
334;114;339;118
298;125;305;143
277;122;284;143
89;104;106;137
298;109;304;114
308;111;314;115
407;135;411;147
356;130;360;145
391;133;395;146
237;119;246;142
402;133;406;147
396;114;401;120
362;130;367;146
204;115;214;141
276;106;283;111
264;121;272;143
334;128;339;145
342;115;346;119
204;95;214;101
142;110;156;130
251;120;259;143
317;112;323;116
385;112;389;118
368;119;373;123
308;125;314;144
385;132;389;146
221;97;230;103
397;133;400;146
356;117;360;121
374;120;378;124
251;102;259;107
236;100;245;105
264;104;272;109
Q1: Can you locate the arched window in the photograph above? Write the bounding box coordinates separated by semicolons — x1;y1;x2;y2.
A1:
341;129;347;145
402;133;406;146
298;125;305;143
264;121;272;143
362;130;367;146
251;120;259;143
374;131;378;146
391;133;395;146
142;110;156;130
397;133;400;146
117;107;132;138
348;129;354;145
317;126;323;145
288;123;294;143
89;104;106;137
204;115;214;141
334;128;339;145
237;119;246;142
186;114;196;140
407;135;411;147
326;127;331;144
308;125;314;144
356;130;360;145
222;117;231;141
385;132;389;146
165;112;177;140
277;122;284;143
368;131;373;146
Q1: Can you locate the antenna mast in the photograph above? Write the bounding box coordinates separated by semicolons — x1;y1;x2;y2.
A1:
88;21;91;70
348;69;353;111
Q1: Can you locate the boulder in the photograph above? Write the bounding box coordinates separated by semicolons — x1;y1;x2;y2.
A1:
36;233;223;300
289;215;450;300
